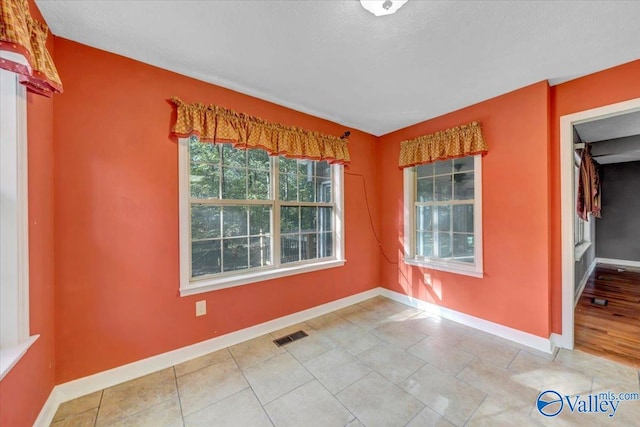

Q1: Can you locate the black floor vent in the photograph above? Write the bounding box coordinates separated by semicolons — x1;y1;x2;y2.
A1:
591;297;608;306
273;330;308;347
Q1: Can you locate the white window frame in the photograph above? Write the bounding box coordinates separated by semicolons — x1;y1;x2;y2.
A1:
403;155;483;278
0;69;38;380
178;138;345;296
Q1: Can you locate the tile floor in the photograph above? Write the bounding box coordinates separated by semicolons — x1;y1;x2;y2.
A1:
51;296;640;427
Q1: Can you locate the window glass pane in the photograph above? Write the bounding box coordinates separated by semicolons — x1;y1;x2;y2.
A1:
222;167;247;199
248;149;269;170
223;206;247;237
280;206;299;233
454;157;474;172
299;175;314;202
190;139;220;163
452;205;473;233
434;159;452;175
250;236;271;268
190;163;220;199
191;240;221;277
434;175;452;201
417;178;434;202
416;163;433;177
300;206;317;233
191;205;221;239
436;205;451;232
436;232;451;258
315;175;332;202
301;233;318;260
453;172;474;200
279;172;298;201
279;157;297;174
249;206;271;236
318;207;333;232
281;234;300;263
415;206;432;231
453;233;474;263
222;238;249;272
416;231;433;257
248;170;270;200
297;160;313;176
319;232;333;258
222;144;246;167
316;161;331;178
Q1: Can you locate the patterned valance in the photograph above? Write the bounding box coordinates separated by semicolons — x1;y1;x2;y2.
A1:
170;97;350;165
0;0;63;96
398;121;487;168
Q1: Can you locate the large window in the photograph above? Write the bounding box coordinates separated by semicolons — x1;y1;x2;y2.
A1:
180;138;344;295
403;155;483;277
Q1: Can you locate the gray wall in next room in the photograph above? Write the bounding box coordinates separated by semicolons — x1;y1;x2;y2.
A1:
596;160;640;262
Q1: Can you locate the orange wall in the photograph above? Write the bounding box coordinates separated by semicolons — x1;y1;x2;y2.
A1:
0;2;57;425
549;59;640;333
52;38;381;383
378;82;552;337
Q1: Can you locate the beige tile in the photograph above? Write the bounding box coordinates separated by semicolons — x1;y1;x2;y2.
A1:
554;349;636;381
303;348;372;394
358;297;411;316
174;348;232;377
106;398;183;427
408;337;474;375
333;304;367;319
96;368;177;426
53;391;102;422
322;323;380;356
457;358;540;407
229;334;285;370
184;389;272;427
456;332;519;368
51;408;98;427
242;352;313;404
465;396;538;427
177;358;248;416
283;330;337;363
306;312;345;333
402;363;486;426
357;341;425;384
340;306;387;330
407;317;468;346
371;321;427;349
265;380;354;427
337;372;424;427
345;419;365;427
269;322;314;340
405;406;456;427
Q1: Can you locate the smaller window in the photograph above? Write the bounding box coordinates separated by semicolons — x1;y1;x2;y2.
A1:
403;155;483;277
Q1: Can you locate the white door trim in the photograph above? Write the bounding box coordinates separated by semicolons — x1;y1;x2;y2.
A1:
559;96;640;350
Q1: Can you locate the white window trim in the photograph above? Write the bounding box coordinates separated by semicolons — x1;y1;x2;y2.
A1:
403;155;483;278
178;138;345;296
573;154;592;261
0;69;38;380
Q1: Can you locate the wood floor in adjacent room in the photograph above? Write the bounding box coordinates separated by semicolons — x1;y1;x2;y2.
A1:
575;263;640;368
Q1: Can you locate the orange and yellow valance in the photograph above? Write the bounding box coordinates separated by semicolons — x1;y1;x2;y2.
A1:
0;0;63;96
398;121;487;168
170;97;350;165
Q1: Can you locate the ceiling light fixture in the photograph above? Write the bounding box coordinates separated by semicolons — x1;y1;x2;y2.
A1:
360;0;408;16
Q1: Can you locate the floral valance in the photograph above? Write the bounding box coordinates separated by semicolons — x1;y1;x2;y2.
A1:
398;121;487;168
170;97;350;165
0;0;63;96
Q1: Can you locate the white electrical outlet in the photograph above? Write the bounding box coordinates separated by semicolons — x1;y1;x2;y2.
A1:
195;300;206;317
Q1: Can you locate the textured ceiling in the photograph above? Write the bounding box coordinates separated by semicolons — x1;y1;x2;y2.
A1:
37;0;640;136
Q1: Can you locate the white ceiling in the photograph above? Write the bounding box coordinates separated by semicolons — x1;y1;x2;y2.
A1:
576;111;640;164
36;0;640;136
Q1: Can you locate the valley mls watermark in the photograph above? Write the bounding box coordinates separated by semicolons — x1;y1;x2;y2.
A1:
537;390;640;418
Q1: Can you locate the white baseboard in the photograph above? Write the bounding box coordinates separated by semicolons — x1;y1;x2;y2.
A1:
34;288;379;426
574;257;597;307
36;285;561;425
379;288;556;355
596;257;640;268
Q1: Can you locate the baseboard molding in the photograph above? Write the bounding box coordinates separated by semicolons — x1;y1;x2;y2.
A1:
596;257;640;268
379;288;555;354
574;257;597;307
35;287;379;426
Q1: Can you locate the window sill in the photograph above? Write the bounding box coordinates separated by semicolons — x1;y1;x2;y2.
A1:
0;335;39;381
574;241;592;261
404;258;484;278
181;259;346;296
